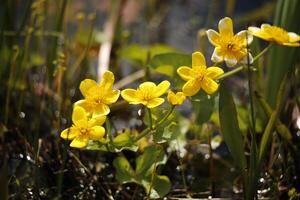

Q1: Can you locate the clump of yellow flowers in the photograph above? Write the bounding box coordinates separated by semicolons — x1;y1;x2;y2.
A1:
60;17;299;149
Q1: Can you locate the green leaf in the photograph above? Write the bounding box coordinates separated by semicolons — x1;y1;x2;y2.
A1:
113;132;139;152
149;53;191;77
119;44;148;66
219;83;246;171
152;175;171;197
236;106;249;132
86;135;138;152
119;44;177;67
142;175;171;199
135;145;165;176
113;145;170;198
153;121;180;143
113;157;135;183
192;92;215;124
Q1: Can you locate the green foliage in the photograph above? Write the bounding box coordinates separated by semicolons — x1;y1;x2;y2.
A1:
87;131;138;152
149;52;191;77
219;83;247;171
113;145;171;198
119;44;178;67
153;121;180;143
192;92;215;125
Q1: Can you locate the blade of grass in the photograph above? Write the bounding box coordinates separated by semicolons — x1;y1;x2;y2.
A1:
259;74;287;162
255;91;292;141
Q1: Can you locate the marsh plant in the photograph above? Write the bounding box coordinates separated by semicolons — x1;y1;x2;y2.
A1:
1;0;300;199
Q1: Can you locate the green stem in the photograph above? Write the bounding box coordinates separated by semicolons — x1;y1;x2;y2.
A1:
133;106;175;143
247;38;256;132
106;118;114;144
147;108;153;130
217;65;244;80
253;43;272;61
4;46;19;124
147;149;161;199
157;106;175;125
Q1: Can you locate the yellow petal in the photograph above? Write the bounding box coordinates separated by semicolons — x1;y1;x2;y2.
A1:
79;79;97;97
182;79;201;96
70;136;89;148
177;66;194;81
192;51;206;67
145;98;165;108
167;91;186;105
288;32;300;42
248;27;271;41
72;106;87;123
201;78;219;94
237;30;253;45
121;89;140;103
206;29;220;46
218;17;234;36
224;55;238;67
74;100;94;114
261;24;271;30
94;103;110;116
61;128;78;140
99;71;115;91
206;67;224;79
103;90;120;104
167;90;176;102
139;82;156;91
154;80;170;97
282;42;300;47
211;47;223;63
90;126;105;140
89;115;106;126
74;118;88;128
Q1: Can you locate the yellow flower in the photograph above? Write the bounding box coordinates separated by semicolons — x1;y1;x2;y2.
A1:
248;24;300;47
177;52;224;96
61;106;106;148
121;81;170;108
75;71;120;117
206;17;253;67
167;91;186;106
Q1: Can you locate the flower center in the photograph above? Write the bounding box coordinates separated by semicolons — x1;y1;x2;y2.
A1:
192;67;206;81
79;127;90;136
219;35;244;53
95;98;102;104
227;43;235;50
141;90;154;101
